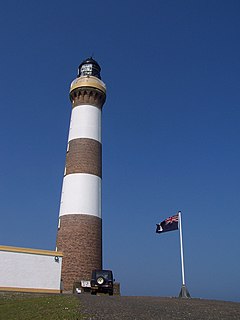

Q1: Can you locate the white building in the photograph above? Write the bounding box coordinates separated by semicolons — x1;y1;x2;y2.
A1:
0;245;63;293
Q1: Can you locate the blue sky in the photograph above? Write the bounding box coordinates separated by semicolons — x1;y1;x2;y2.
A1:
0;0;240;301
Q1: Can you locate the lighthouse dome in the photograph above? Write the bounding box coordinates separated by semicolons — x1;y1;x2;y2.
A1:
78;57;101;79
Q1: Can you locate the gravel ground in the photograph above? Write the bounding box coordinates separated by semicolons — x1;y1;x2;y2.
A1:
78;295;240;320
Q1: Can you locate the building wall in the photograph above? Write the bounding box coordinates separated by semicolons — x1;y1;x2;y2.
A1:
0;246;63;293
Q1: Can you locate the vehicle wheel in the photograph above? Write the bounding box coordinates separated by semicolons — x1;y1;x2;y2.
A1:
109;290;113;296
91;291;97;295
97;276;104;285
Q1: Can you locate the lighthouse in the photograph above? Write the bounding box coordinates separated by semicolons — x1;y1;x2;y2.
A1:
56;58;106;291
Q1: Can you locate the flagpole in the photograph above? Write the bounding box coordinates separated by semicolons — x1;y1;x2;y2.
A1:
178;211;185;286
178;211;190;298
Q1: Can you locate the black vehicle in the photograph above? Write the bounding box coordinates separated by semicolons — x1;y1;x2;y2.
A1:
90;269;114;295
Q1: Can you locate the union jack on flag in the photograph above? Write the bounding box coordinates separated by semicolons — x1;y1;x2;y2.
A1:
156;214;179;234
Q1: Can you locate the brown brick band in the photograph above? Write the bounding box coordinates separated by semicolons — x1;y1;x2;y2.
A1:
70;87;106;109
66;138;102;177
56;214;102;292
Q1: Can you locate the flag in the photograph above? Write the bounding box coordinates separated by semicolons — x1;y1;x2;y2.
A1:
156;214;179;233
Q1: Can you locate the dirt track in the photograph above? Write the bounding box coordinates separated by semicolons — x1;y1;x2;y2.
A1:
78;295;240;320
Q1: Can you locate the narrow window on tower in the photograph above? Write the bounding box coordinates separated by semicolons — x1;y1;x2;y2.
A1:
58;218;61;230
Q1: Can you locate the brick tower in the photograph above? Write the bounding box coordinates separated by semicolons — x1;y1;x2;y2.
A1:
56;58;106;291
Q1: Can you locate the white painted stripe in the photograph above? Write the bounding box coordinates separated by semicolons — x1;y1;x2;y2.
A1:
59;173;101;218
68;105;101;143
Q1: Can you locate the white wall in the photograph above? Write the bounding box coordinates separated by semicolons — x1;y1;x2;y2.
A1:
68;104;102;142
0;247;62;293
59;173;101;218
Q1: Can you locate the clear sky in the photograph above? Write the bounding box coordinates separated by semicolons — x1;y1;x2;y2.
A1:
0;0;239;301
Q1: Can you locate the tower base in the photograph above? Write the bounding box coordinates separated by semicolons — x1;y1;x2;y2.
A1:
57;214;102;291
179;285;191;298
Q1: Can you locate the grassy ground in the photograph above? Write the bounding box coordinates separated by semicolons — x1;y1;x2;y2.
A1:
0;293;83;320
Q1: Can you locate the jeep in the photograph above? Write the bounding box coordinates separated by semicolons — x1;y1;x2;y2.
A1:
90;269;114;295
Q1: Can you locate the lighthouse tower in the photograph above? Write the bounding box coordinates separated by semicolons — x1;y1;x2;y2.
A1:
56;58;106;291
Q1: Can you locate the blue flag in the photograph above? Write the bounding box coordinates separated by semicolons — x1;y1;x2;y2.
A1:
156;214;179;233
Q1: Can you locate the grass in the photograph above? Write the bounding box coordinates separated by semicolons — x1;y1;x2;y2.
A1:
0;293;84;320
